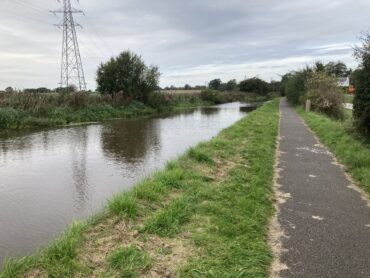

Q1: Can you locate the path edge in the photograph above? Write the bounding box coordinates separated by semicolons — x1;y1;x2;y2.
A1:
296;109;370;208
268;99;288;278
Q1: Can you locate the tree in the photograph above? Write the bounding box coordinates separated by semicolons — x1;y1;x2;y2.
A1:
5;87;14;93
280;73;292;96
209;79;222;90
325;61;350;77
184;84;192;90
226;79;237;91
353;31;370;135
239;77;269;96
283;68;312;105
314;61;326;73
96;51;160;102
269;80;281;93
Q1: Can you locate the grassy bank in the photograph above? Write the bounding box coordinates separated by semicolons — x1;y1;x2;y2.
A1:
1;99;280;278
297;108;370;194
0;92;196;130
0;101;157;129
0;91;268;130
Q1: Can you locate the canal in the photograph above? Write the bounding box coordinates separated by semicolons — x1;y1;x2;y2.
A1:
0;102;256;265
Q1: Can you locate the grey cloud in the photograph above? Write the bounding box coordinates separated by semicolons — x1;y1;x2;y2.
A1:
0;0;368;89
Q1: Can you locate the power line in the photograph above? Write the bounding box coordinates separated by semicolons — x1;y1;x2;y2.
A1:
0;8;51;25
5;0;49;16
77;1;114;57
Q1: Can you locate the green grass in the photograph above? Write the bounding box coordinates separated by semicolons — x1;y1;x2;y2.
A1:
108;193;139;218
180;99;279;277
297;108;370;194
143;196;196;237
188;147;215;164
108;246;151;277
344;94;354;103
0;99;280;277
0;222;87;278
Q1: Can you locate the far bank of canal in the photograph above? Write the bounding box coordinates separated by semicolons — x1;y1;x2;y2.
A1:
0;102;257;266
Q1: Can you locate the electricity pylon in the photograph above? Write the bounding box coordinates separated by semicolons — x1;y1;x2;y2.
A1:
51;0;87;91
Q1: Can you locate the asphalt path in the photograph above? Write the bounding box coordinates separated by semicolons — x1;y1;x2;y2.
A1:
276;98;370;278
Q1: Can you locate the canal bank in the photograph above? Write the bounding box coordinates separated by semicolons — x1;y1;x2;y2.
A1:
0;99;280;277
0;91;266;131
0;102;253;266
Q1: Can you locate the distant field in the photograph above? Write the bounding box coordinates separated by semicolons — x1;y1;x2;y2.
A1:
160;89;201;95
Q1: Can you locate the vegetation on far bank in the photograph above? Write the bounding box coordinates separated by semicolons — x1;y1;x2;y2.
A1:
297;107;370;195
0;90;269;130
0;99;280;278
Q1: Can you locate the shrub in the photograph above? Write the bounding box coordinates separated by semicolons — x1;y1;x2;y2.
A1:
284;70;309;105
96;51;160;102
304;72;344;119
0;108;21;128
353;31;370;135
200;89;224;104
146;92;172;110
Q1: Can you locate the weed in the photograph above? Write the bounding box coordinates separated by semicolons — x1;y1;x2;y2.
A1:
108;193;138;218
188;148;214;164
144;196;195;237
108;246;151;277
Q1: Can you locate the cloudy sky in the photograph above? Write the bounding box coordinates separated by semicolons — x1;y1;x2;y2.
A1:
0;0;368;90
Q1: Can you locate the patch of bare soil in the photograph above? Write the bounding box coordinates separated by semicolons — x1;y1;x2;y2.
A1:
269;111;289;278
24;269;47;278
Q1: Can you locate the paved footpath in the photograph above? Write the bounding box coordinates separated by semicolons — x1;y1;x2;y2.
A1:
277;99;370;278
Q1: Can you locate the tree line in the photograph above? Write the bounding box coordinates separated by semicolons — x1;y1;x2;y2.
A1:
280;30;370;135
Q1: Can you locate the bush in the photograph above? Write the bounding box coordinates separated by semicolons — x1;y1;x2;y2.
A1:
239;77;269;96
96;51;160;102
353;31;370;135
146;92;172;110
0;108;21;128
284;70;309;105
200;89;224;104
304;72;344;119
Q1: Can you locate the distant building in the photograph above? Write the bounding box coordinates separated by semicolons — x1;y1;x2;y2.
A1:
337;77;350;87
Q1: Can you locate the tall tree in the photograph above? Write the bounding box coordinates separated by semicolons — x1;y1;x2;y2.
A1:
239;77;269;96
226;79;237;91
325;61;349;77
96;51;160;102
353;31;370;134
209;79;222;90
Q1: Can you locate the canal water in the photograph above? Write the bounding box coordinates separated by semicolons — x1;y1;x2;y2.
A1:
0;102;255;265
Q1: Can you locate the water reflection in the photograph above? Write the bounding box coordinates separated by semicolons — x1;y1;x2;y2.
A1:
200;107;219;116
0;102;253;266
71;128;89;212
101;118;160;164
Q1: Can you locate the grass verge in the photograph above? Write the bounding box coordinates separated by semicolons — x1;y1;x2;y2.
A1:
297;108;370;194
0;99;280;278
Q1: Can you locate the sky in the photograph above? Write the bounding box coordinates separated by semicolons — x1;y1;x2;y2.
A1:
0;0;369;90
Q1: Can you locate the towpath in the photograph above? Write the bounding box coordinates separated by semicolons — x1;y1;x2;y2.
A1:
275;99;370;277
